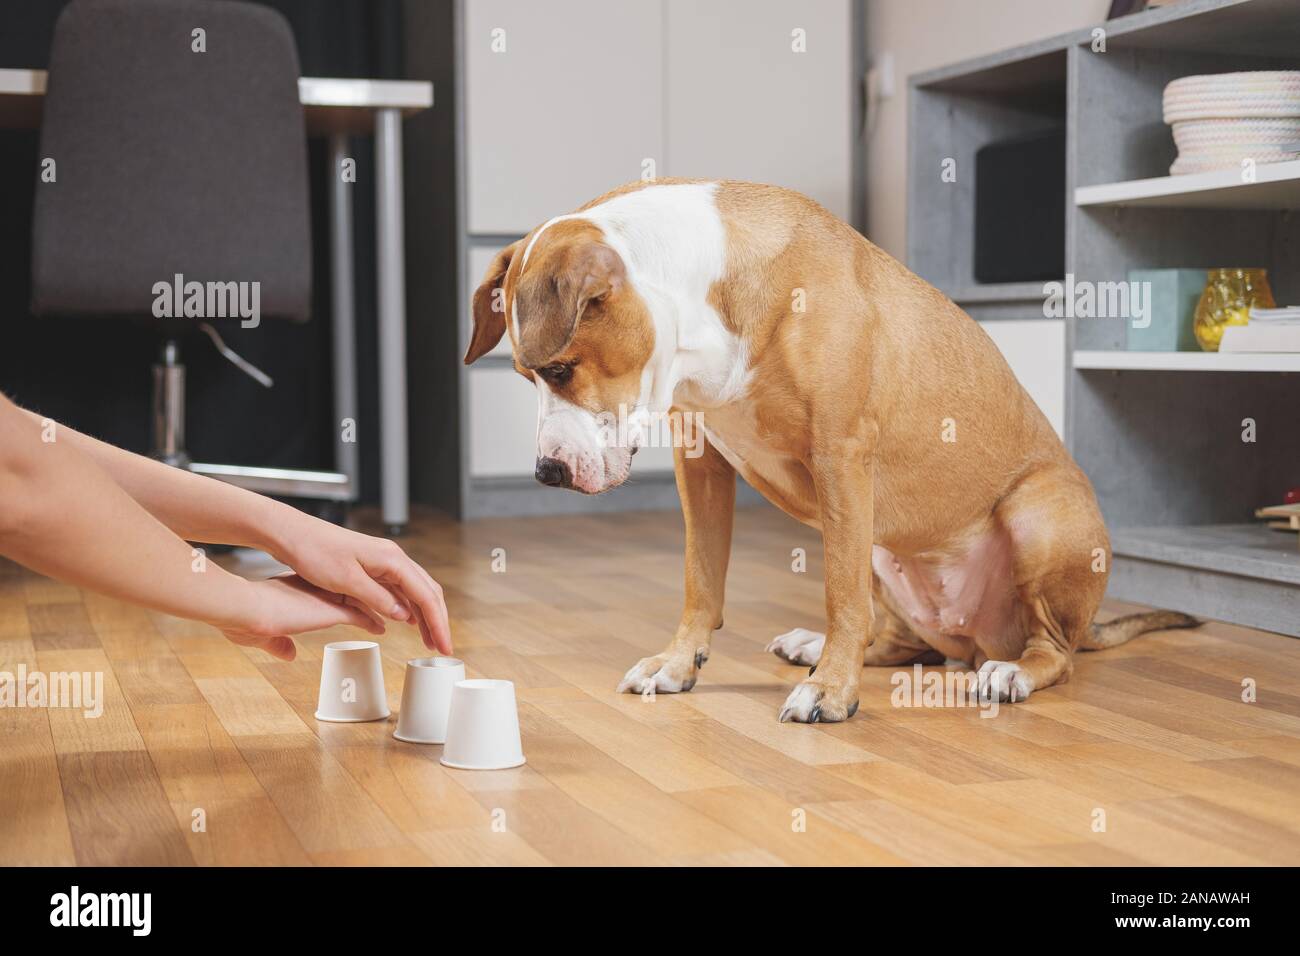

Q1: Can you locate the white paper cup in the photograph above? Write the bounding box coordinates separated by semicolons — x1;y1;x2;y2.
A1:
315;640;391;723
440;679;526;770
393;657;466;744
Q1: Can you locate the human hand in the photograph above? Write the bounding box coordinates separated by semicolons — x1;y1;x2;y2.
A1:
220;573;386;661
265;512;452;655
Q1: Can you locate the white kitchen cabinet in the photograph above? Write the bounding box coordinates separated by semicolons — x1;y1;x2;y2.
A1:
468;366;537;477
979;319;1065;438
463;0;664;234
664;0;853;219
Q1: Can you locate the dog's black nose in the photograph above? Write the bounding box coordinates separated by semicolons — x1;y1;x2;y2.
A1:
535;457;572;488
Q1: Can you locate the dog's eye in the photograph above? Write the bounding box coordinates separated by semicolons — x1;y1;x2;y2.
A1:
538;362;574;385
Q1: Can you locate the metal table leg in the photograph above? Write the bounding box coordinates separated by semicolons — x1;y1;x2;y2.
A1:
374;108;410;535
329;132;360;501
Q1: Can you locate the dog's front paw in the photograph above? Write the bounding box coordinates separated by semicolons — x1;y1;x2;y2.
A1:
976;660;1034;703
765;628;825;666
778;676;859;723
617;652;699;695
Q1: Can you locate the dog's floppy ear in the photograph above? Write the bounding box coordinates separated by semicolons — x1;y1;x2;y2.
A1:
464;241;521;365
515;239;625;368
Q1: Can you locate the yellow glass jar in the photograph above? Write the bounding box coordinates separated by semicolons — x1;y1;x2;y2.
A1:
1193;267;1276;352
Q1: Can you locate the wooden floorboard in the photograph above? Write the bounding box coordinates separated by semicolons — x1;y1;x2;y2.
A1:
1;504;1298;865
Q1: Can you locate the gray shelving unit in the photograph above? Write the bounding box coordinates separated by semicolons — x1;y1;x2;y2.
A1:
907;0;1300;637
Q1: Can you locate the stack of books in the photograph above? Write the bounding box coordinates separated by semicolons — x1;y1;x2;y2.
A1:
1254;503;1300;552
1220;306;1300;353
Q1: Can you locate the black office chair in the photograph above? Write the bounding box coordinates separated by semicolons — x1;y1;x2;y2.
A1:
31;0;348;503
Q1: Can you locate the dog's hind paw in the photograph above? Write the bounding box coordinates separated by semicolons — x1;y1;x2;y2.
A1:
765;628;826;666
617;652;698;695
975;660;1034;703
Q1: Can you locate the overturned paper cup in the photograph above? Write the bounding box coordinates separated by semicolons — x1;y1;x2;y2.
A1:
315;640;391;723
393;657;465;744
440;679;526;770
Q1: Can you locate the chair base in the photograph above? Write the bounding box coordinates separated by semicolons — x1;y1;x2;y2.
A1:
190;462;353;502
151;340;191;468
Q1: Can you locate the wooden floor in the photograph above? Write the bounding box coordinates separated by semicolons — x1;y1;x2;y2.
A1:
3;504;1300;866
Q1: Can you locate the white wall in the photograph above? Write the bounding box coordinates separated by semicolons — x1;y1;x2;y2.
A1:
865;0;1111;436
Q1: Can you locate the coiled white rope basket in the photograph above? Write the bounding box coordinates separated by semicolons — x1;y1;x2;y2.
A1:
1163;71;1300;174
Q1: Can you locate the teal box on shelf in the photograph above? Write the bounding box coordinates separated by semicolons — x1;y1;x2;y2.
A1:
1126;269;1204;351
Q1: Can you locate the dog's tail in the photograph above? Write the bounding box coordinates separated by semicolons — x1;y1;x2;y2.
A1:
1080;609;1202;651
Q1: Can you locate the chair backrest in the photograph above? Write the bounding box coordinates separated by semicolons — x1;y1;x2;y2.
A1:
31;0;311;323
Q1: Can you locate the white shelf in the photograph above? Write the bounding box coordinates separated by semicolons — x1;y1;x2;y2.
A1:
1075;159;1300;211
1073;350;1300;372
947;281;1051;305
1112;524;1300;587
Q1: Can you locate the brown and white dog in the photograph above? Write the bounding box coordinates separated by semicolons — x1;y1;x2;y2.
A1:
464;179;1197;723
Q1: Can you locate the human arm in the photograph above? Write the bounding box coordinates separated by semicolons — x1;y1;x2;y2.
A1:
11;402;450;653
0;394;385;659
